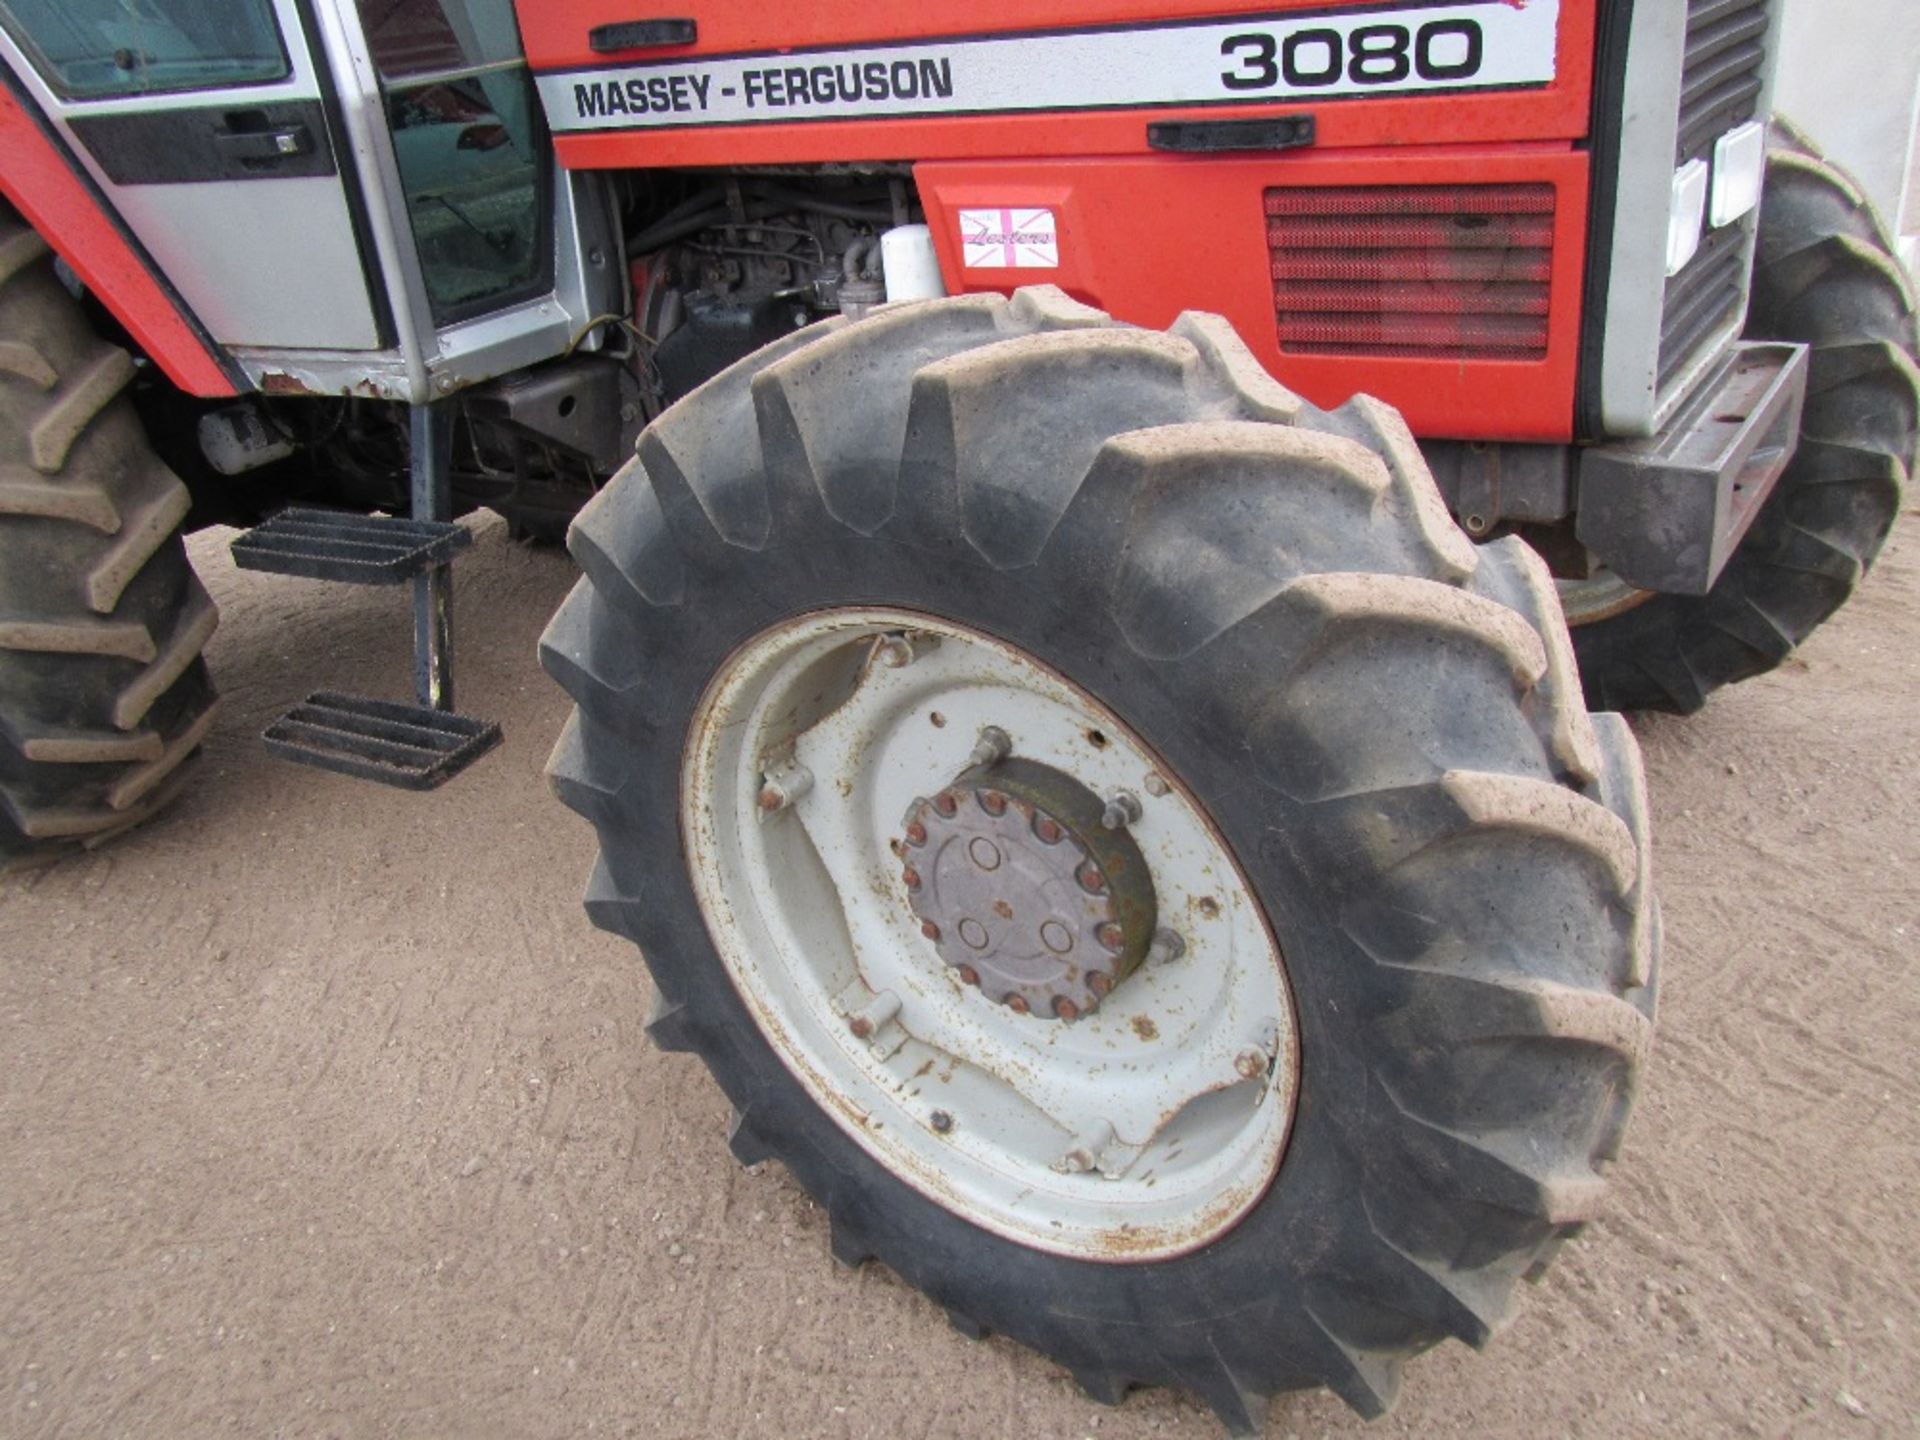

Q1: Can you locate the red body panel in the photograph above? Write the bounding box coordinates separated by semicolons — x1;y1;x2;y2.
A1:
0;85;233;398
527;1;1597;440
536;1;1595;167
918;146;1588;441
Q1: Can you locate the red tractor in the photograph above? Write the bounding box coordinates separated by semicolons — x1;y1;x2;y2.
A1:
0;0;1911;1428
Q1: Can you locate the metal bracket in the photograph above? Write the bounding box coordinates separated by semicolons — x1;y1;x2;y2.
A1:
409;401;456;712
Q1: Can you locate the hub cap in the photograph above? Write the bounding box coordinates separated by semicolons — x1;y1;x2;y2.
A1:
904;758;1155;1019
682;607;1298;1260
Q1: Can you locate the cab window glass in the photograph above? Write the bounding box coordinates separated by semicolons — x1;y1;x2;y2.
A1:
359;0;522;79
0;0;288;100
358;0;549;322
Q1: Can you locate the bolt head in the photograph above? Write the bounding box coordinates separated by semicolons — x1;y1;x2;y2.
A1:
1144;773;1171;798
920;920;941;942
1234;1047;1269;1081
848;1015;874;1039
757;786;783;812
957;964;980;987
1076;861;1106;894
933;792;958;818
930;1110;953;1134
1087;970;1112;998
978;789;1007;816
902;866;921;891
1005;993;1030;1015
904;820;927;846
1052;995;1080;1022
1033;813;1063;844
1095;922;1125;953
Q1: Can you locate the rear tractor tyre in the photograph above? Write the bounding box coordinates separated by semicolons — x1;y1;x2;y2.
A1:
543;288;1658;1429
0;205;219;870
1570;127;1918;712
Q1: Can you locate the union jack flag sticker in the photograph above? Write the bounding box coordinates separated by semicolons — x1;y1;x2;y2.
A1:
958;208;1059;269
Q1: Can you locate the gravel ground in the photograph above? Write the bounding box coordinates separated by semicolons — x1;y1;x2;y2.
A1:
2;513;1916;1438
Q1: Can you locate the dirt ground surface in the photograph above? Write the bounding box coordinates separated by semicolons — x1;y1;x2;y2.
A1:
3;512;1917;1440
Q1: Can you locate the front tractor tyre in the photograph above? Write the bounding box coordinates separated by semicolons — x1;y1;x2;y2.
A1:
541;288;1658;1429
0;205;218;869
1571;127;1918;712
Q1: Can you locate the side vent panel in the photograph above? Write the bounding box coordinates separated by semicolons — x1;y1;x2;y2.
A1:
1266;185;1556;361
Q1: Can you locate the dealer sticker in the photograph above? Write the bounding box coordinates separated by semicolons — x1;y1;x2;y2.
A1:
960;209;1060;269
537;0;1561;134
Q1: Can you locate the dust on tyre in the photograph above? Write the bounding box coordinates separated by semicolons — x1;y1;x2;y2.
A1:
542;288;1657;1429
1571;129;1918;712
0;206;219;869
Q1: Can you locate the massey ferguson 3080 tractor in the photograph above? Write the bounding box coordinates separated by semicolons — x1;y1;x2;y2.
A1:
2;0;1915;1427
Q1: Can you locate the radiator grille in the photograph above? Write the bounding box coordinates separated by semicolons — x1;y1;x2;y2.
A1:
1676;0;1769;164
1658;0;1774;392
1265;185;1555;360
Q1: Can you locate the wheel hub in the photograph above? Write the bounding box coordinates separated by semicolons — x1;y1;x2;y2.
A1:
901;757;1156;1019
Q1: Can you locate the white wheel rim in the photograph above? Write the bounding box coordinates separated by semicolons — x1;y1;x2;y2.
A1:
682;608;1298;1261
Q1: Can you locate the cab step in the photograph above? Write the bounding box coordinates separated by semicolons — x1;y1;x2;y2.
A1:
263;691;500;790
230;507;469;585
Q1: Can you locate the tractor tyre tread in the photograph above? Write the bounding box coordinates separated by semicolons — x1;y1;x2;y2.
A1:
0;202;217;869
543;288;1655;1428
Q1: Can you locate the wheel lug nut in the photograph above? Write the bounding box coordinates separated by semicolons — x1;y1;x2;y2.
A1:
1087;971;1112;998
921;920;941;942
847;990;901;1040
1076;861;1106;894
875;635;916;668
1033;813;1063;844
1100;791;1142;830
902;865;921;890
1052;995;1080;1022
956;964;980;986
1095;922;1125;953
1005;993;1030;1015
904;820;927;846
1052;1119;1116;1176
933;792;958;817
756;761;812;814
1234;1045;1271;1081
977;789;1006;816
967;725;1011;768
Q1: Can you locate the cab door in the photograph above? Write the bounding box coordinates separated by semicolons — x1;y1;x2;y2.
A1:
0;0;384;351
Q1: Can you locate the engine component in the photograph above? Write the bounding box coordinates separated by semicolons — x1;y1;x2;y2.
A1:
880;223;944;304
197;403;297;476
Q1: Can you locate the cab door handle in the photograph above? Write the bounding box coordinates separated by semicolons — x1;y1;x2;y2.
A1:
214;123;312;162
589;18;697;53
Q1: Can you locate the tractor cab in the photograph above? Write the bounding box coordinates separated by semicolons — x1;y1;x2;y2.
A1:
0;0;614;400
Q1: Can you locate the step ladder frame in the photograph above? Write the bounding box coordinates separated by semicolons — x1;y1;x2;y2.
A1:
410;400;456;714
233;400;502;789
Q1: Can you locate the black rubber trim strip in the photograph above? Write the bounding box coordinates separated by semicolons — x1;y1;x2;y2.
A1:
1147;115;1315;153
589;19;698;53
69;100;337;185
0;53;250;392
1575;0;1637;442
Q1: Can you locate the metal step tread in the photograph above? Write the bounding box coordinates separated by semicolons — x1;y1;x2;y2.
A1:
230;507;471;584
263;691;500;790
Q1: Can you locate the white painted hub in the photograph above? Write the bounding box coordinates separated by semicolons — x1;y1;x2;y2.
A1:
682;608;1298;1260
